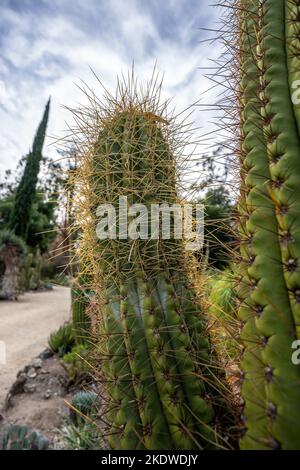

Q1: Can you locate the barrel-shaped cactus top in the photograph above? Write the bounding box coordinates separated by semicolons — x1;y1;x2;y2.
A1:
92;110;186;280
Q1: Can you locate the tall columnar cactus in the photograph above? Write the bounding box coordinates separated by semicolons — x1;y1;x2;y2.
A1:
73;77;226;450
235;0;300;449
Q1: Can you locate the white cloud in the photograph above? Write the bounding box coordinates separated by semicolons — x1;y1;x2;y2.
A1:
0;0;220;177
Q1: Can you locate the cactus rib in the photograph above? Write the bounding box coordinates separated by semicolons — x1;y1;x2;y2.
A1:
73;75;221;449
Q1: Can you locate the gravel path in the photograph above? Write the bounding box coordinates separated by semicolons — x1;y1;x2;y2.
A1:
0;286;70;408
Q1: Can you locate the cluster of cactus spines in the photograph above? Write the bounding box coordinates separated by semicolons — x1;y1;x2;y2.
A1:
235;0;300;449
71;74;228;450
71;278;92;345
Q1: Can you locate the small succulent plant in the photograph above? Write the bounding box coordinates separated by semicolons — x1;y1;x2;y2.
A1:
0;424;49;450
70;390;98;425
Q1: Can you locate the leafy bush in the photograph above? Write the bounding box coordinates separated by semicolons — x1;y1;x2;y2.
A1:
48;323;75;357
209;272;236;318
0;229;27;254
208;270;240;363
62;344;90;379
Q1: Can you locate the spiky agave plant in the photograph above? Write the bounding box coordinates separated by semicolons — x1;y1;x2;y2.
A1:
69;72;230;450
214;0;300;449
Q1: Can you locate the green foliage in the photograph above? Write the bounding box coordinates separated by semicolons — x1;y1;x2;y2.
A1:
1;153;65;256
0;197;14;227
202;187;234;269
53;273;71;287
74;77;229;450
0;424;49;450
208;270;240;363
62;344;89;379
0;169;14;197
209;271;236;319
48;323;75;357
0;192;57;255
57;420;99;450
10;99;50;242
22;250;43;291
0;229;27;299
22;252;34;291
63;344;86;364
0;229;27;254
42;270;71;287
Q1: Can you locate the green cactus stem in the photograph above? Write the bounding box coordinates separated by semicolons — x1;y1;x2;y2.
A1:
72;76;224;450
261;0;300;339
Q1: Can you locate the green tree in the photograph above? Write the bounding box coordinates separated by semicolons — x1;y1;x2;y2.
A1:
10;98;50;241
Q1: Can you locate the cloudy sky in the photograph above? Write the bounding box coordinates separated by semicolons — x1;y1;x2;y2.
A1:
0;0;222;175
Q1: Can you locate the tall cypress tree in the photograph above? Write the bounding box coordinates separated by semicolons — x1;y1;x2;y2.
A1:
10;98;50;241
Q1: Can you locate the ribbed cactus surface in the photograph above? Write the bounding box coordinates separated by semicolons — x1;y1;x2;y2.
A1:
104;273;215;450
237;0;300;450
74;79;220;449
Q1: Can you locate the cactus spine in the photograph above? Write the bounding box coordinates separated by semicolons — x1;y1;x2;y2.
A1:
286;0;300;137
236;0;300;449
73;77;222;450
71;278;92;345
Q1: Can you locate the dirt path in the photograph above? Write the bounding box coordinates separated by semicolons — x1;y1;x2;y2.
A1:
0;286;70;409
